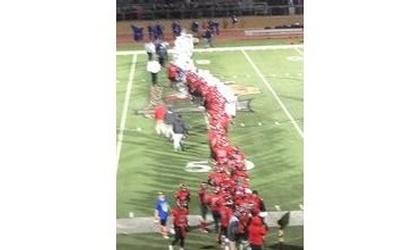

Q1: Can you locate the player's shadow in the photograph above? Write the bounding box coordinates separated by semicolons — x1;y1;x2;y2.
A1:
200;246;216;249
267;243;303;250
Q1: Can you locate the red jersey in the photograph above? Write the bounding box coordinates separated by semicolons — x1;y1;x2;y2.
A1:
220;114;230;131
241;195;260;216
154;105;167;121
200;85;210;97
238;212;251;234
214;147;227;160
209;172;227;186
250;194;265;212
172;207;189;228
175;190;191;204
208;129;220;148
234;196;245;207
232;171;249;180
167;64;178;81
185;72;198;84
208;193;223;212
219;206;233;227
247;216;267;246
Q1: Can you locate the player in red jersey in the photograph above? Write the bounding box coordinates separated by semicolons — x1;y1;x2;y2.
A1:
167;63;178;82
220;113;231;132
208;170;227;187
251;190;266;212
174;183;191;209
208;127;221;159
247;215;268;250
208;188;223;233
198;182;210;233
154;104;168;137
218;204;233;245
237;209;252;247
169;201;189;250
213;146;228;163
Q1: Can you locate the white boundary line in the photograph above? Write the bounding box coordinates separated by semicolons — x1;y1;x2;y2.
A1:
241;49;304;138
294;47;304;56
116;44;303;56
117;54;138;167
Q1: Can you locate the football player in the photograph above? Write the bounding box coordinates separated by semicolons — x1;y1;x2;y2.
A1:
174;183;191;209
169;201;189;250
198;182;210;233
154;192;170;239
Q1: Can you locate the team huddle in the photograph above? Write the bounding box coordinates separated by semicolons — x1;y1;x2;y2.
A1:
155;183;268;250
151;31;280;250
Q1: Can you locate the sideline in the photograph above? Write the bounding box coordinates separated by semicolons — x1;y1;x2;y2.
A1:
294;47;304;56
116;54;138;167
116;44;304;56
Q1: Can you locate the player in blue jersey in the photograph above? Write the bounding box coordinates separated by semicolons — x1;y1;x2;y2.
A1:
154;192;171;239
172;21;182;38
130;24;143;42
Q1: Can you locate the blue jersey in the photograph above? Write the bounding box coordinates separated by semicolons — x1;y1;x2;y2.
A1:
155;43;167;58
172;22;181;36
130;25;143;42
155;198;169;220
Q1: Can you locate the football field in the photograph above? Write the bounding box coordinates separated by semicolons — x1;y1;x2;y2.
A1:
116;44;303;249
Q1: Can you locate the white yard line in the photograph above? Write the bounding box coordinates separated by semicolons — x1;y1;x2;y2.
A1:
241;49;304;138
116;54;138;167
116;44;304;56
294;47;304;56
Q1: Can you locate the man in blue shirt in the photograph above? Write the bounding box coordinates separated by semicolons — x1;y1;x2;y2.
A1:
147;25;153;41
172;21;182;39
156;23;164;40
130;24;143;42
154;192;170;239
202;28;213;48
155;41;168;67
191;21;199;33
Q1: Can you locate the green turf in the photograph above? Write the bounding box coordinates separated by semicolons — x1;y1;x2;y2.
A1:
191;50;303;210
244;49;304;129
117;226;303;250
117;45;303;249
116;51;303;221
117;54;212;217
